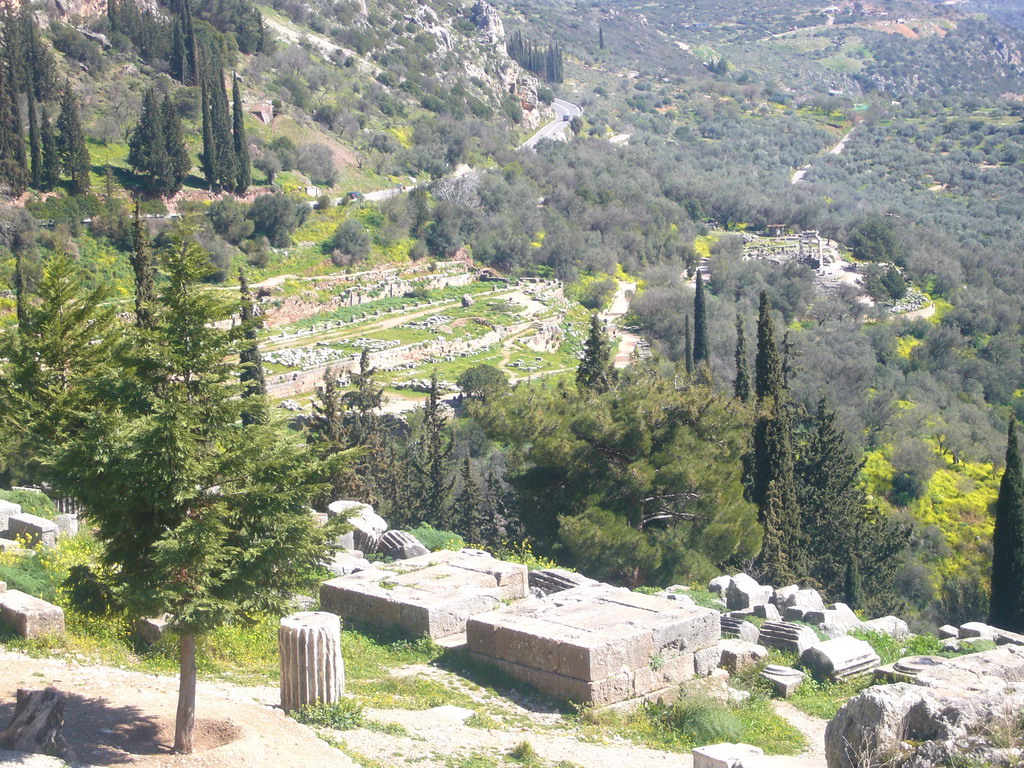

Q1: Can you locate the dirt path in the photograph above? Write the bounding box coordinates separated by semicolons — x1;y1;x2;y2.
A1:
0;649;353;768
772;700;828;766
792;126;857;184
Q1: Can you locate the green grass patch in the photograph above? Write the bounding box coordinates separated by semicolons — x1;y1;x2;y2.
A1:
292;699;365;730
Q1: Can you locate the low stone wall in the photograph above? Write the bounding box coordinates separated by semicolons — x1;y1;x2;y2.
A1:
466;584;720;708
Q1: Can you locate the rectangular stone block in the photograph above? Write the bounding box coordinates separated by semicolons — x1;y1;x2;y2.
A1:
0;499;20;533
6;513;58;548
0;589;64;638
319;550;527;639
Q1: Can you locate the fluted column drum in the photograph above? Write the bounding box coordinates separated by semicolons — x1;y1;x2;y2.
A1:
278;611;344;713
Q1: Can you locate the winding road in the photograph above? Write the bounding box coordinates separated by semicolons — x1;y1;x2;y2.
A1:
520;98;582;150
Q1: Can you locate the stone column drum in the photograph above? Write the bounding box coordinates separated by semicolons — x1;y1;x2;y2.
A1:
278;611;344;713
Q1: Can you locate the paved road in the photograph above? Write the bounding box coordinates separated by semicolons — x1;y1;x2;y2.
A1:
520;98;582;150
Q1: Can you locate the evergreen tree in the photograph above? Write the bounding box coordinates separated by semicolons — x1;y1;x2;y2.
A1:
599;26;604;49
27;85;40;188
162;94;191;195
180;0;199;86
128;88;169;194
991;416;1024;631
453;455;484;544
209;65;236;192
754;291;782;401
752;395;801;584
200;78;217;190
481;469;508;546
51;222;335;753
130;203;155;329
734;314;751;402
576;313;615;394
231;73;250;194
0;64;27;195
693;271;710;368
683;315;693;374
341;349;383;445
39;105;59;190
238;269;267;427
20;4;57;101
14;247;27;329
845;559;864;611
170;17;186;83
310;366;345;446
57;84;90;195
411;373;455;529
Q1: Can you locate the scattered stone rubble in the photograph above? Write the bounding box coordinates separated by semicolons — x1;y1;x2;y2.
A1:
801;636;880;682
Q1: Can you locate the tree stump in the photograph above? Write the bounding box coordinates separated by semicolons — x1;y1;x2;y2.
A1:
279;611;344;713
0;688;75;761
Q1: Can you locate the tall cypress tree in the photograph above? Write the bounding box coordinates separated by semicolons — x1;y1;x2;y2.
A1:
39;105;59;190
754;291;782;401
209;65;236;192
598;26;604;49
845;559;864;611
57;84;90;195
412;373;455;529
14;247;27;329
0;64;27;195
734;314;751;402
683;315;693;374
693;271;710;368
231;73;250;194
180;0;199;86
576;313;615;394
238;269;268;427
27;83;40;188
200;78;216;189
162;94;191;195
128;88;169;194
991;416;1024;631
170;17;186;83
130;202;155;329
453;455;484;544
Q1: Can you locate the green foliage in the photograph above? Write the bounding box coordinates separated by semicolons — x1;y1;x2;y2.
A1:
408;523;464;551
653;695;742;746
291;700;365;730
575;313;615;395
456;364;508;400
0;555;57;601
991;417;1024;631
847;214;904;265
0;489;57;519
57;84;91;195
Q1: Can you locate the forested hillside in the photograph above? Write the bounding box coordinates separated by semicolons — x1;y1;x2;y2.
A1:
3;0;1024;647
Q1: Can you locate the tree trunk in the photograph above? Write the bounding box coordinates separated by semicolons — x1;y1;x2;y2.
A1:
174;633;197;754
0;688;75;761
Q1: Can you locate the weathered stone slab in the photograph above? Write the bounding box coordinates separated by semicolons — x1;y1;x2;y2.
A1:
5;514;58;549
726;574;772;611
752;603;781;622
0;499;20;533
914;645;1024;691
861;615;909;641
770;585;799;606
320;549;528;639
656;585;697;607
693;743;764;768
529;569;598;596
466;584;718;707
959;621;996;640
378;530;428;560
782;589;824;614
761;664;804;697
995;627;1024;647
758;621;819;656
938;624;959;640
0;590;64;638
801;636;880;681
720;616;760;644
718;639;768;674
695;646;722;677
136;614;171;645
708;576;733;596
0;539;22;553
326;551;370;577
874;654;947;684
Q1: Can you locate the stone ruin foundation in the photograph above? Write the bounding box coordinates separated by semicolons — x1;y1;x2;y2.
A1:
319;549;528;640
465;584;720;708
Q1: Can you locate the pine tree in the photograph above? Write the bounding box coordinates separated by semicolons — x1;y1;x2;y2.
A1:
734;314;751;402
162;94;191;196
57;84;90;195
238;269;267;427
51;222;335;754
27;84;40;188
200;78;217;190
683;315;693;375
39;105;59;190
481;469;508;546
0;64;27;195
310;366;345;446
232;73;251;194
453;455;484;544
411;373;455;529
341;349;383;445
754;291;782;401
693;271;710;368
130;203;155;329
991;416;1024;631
576;313;615;394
